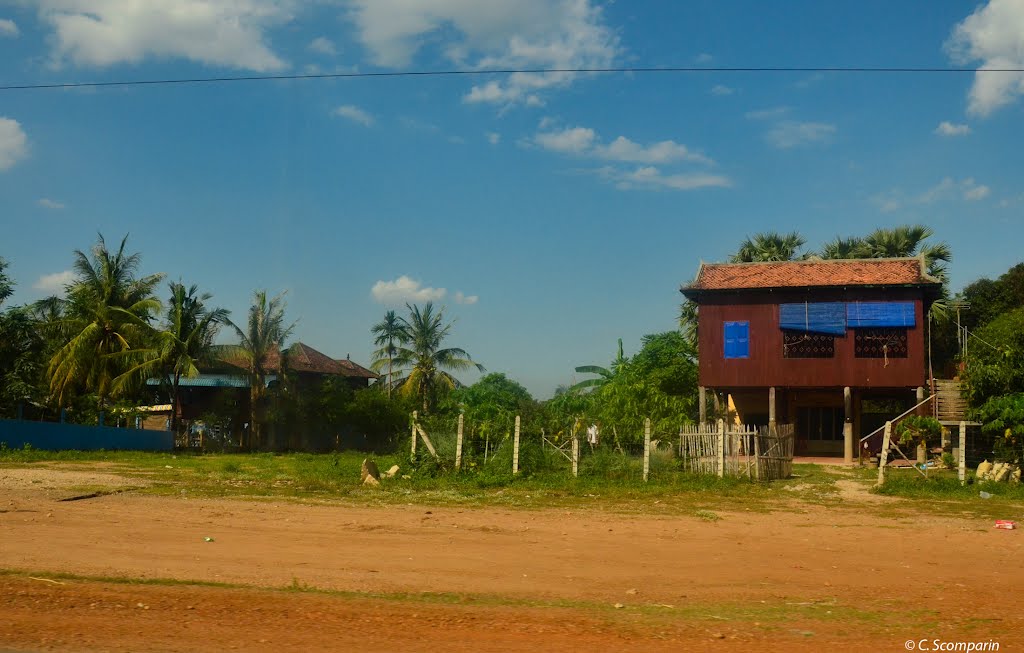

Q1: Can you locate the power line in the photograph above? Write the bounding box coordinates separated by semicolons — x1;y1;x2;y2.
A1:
1;65;1021;92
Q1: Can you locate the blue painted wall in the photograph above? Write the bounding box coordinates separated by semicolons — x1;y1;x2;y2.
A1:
0;419;174;451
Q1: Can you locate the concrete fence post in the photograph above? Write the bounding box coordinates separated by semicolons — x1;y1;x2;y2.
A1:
456;413;464;470
958;420;967;485
876;421;893;486
717;418;726;478
571;435;579;478
513;415;521;475
411;410;418;461
643;418;652;482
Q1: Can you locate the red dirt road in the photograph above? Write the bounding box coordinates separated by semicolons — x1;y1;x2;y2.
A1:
2;479;1023;652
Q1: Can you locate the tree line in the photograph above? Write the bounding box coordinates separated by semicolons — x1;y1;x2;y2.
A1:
2;226;1022;460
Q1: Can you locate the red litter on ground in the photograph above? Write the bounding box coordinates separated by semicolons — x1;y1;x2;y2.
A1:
995;520;1017;530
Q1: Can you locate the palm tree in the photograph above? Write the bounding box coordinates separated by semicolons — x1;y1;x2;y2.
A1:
678;300;699;349
47;234;163;411
226;290;295;449
112;282;229;435
818;236;867;260
570;338;627;393
859;225;951;282
0;257;12;306
730;231;807;263
370;310;407;398
392;302;484;412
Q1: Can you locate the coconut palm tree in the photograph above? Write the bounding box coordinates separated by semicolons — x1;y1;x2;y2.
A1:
392;302;483;412
46;234;163;411
570;338;627;393
112;282;229;435
370;310;407;398
226;290;295;449
678;301;699;349
730;231;807;263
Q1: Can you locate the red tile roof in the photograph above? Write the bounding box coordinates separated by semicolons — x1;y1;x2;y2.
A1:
684;257;940;293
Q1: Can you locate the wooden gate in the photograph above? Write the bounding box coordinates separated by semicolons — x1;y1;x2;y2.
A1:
679;422;794;481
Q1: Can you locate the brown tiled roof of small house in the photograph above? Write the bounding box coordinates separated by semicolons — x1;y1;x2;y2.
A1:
682;256;940;296
219;342;377;378
335;358;379;379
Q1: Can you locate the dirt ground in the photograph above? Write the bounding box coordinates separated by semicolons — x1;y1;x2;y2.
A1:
2;468;1023;652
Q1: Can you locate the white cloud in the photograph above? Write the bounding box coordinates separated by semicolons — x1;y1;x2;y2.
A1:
920;177;991;203
371;276;446;304
0;18;18;37
533;126;596;154
33;270;74;294
346;0;619;107
38;198;66;209
710;84;735;96
935;121;971;136
875;177;992;211
486;131;501;145
963;178;991;200
794;72;826;89
745;106;790;121
399;116;440;133
917;177;957;204
947;0;1024;116
531;123;726;192
765;121;836;149
594;166;731;192
533;127;711;164
0;117;28;171
594;136;712;165
454;291;478;305
694;52;713;64
308;36;336;56
37;0;292;71
333;104;374;126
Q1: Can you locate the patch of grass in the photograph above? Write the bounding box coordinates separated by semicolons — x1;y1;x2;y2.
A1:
0;567;912;632
871;468;1024;519
0;448;949;515
693;509;721;522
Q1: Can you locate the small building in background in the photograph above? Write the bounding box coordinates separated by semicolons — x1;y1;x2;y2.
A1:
681;256;942;460
146;341;377;449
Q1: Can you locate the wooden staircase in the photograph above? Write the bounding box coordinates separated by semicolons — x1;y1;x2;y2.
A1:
933;379;968;424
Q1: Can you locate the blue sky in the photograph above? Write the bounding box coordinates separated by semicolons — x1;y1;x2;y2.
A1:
1;1;1022;398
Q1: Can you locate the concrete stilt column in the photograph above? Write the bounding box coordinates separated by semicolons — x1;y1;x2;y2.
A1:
843;386;854;464
768;387;777;429
699;386;707;425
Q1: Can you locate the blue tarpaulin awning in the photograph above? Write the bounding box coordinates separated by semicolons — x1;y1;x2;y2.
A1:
846;302;916;328
779;302;847;335
145;374;277;388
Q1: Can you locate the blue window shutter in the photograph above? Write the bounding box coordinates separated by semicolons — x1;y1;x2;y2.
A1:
724;321;750;359
779;302;847;335
846;302;916;328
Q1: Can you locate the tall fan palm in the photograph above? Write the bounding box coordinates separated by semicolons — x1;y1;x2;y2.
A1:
47;234;163;410
370;310;407;398
818;236;867;260
730;231;807;263
112;282;229;434
226;290;295;449
570;338;627;393
859;224;952;282
392;302;484;412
